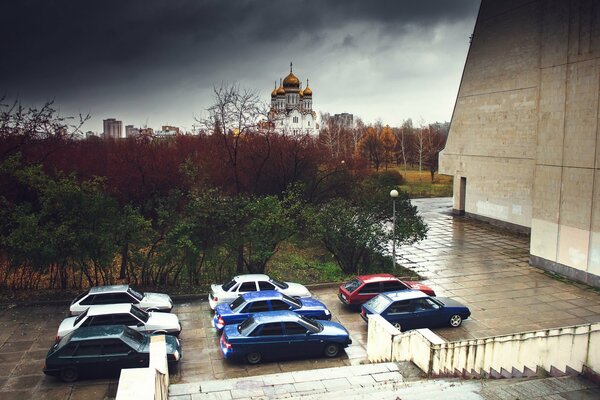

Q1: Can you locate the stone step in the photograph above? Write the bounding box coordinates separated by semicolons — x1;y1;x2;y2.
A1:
168;363;600;400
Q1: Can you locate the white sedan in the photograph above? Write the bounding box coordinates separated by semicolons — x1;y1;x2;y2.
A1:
208;274;312;310
56;304;181;342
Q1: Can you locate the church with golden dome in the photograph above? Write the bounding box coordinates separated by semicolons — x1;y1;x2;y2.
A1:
268;63;318;135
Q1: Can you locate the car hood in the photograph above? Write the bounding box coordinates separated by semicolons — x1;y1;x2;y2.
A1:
405;281;435;295
57;316;78;338
319;320;350;338
285;282;311;297
141;292;172;307
437;297;468;309
146;312;181;332
299;297;328;310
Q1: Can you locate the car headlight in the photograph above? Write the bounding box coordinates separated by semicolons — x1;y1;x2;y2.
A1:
173;350;180;361
324;310;331;315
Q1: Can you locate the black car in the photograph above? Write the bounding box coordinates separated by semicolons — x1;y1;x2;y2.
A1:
43;325;181;382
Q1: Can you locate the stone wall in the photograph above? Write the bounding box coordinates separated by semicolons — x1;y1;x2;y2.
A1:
440;0;600;286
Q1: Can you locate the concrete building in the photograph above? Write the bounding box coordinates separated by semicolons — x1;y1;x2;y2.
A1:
332;113;354;129
103;118;122;139
440;0;600;287
268;63;318;135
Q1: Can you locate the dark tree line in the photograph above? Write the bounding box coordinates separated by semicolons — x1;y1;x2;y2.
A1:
0;94;427;290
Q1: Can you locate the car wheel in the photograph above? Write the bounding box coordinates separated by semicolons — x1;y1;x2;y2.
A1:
323;343;340;358
246;352;262;365
393;323;402;331
59;367;79;382
449;314;462;327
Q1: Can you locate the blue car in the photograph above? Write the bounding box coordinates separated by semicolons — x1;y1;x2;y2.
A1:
361;290;470;331
220;311;351;364
213;290;331;331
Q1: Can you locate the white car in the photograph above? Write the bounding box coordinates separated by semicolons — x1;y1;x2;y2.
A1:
56;304;181;342
69;285;173;316
208;274;312;310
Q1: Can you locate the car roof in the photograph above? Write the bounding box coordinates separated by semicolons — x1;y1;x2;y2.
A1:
85;303;136;316
382;290;428;301
89;285;130;294
251;310;299;324
357;273;399;284
67;325;137;342
232;274;270;282
242;290;283;301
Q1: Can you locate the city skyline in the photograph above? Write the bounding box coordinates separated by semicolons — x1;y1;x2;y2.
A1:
1;0;480;133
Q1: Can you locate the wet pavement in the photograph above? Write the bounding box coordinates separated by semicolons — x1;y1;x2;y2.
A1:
1;197;600;399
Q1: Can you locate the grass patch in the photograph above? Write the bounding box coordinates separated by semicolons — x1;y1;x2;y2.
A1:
388;168;453;198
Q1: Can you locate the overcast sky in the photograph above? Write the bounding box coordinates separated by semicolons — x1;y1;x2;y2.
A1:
1;0;480;133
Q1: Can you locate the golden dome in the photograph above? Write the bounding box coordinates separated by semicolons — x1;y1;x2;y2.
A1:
283;62;300;88
271;82;277;97
303;79;312;96
299;89;304;97
277;84;285;96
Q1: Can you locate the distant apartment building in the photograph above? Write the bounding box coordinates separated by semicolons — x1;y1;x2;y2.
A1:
125;125;137;138
103;118;122;139
332;113;354;129
162;125;181;135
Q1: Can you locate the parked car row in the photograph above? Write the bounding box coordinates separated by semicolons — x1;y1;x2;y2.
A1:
337;273;470;331
44;284;181;382
209;274;351;364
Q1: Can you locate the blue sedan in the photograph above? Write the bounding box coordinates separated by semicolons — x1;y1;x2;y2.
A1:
213;291;331;331
220;311;351;364
361;290;471;331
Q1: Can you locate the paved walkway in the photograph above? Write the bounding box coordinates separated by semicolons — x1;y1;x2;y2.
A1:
169;362;600;399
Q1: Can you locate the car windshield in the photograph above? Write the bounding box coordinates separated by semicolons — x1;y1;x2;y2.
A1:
365;294;392;313
269;278;288;289
130;305;149;322
430;297;444;307
238;316;258;336
344;278;363;293
72;290;89;304
127;287;144;301
74;309;89;325
230;296;246;312
299;315;322;332
122;327;146;349
281;293;301;308
222;279;237;291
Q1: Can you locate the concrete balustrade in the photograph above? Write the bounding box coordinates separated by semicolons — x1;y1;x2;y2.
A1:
367;314;600;379
116;335;169;400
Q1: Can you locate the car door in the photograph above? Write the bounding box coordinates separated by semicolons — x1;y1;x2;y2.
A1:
382;281;409;293
356;282;381;303
411;298;445;328
237;281;258;296
258;281;276;291
269;299;292;312
384;300;415;330
112;312;144;331
70;341;105;376
101;339;146;372
283;322;319;356
250;322;284;358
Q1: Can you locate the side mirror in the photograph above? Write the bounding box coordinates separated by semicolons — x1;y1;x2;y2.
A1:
305;330;312;336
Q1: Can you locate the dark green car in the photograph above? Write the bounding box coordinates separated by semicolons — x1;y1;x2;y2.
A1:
43;325;182;382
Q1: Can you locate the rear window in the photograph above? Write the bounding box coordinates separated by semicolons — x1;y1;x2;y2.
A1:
365;294;392;314
72;290;89;304
222;279;237;291
344;279;362;293
230;296;246;312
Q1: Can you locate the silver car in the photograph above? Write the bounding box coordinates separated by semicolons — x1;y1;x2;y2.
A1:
69;285;173;316
57;303;181;342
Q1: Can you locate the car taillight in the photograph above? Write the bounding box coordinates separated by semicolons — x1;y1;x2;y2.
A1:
217;316;225;328
55;335;60;343
213;296;218;302
220;334;231;349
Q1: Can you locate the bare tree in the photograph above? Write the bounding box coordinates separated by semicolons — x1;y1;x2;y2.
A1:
198;83;271;194
394;118;413;175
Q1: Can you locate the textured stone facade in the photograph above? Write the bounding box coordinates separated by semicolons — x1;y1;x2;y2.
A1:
440;0;600;287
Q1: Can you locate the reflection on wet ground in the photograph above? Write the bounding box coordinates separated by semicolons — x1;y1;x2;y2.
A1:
1;198;599;399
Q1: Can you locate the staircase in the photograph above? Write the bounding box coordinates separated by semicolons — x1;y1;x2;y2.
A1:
168;362;600;400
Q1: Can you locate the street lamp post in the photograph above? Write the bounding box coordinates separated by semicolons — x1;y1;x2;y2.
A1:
390;189;399;270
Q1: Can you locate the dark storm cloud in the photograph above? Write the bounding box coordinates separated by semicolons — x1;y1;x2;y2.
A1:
0;0;479;130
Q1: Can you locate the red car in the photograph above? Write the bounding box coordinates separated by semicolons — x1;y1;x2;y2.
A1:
338;273;435;306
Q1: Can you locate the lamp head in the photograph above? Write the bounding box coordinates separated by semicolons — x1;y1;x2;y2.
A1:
390;189;399;198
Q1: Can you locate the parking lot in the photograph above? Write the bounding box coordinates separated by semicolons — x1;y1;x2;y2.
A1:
2;198;600;400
